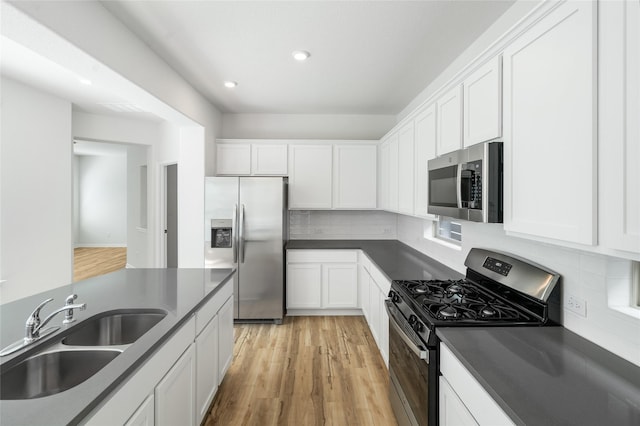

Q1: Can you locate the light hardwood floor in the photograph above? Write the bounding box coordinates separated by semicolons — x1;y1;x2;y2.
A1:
73;247;127;282
205;316;398;426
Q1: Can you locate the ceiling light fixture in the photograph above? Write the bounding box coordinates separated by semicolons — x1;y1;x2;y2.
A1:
224;81;238;88
292;50;311;61
79;78;92;86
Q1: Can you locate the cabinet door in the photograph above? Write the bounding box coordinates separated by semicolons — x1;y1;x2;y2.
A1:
196;315;219;424
439;377;479;426
286;263;322;308
125;394;154;426
389;133;400;212
252;144;287;175
599;0;640;253
155;343;196;426
414;104;437;218
378;287;389;367
288;145;332;209
463;56;502;147
358;264;371;319
437;85;463;156
503;1;596;245
218;296;234;382
322;263;358;308
368;278;380;345
333;144;377;209
216;144;251;175
379;141;391;210
398;122;415;215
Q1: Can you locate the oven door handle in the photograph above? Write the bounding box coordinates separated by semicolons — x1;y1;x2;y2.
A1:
385;300;429;361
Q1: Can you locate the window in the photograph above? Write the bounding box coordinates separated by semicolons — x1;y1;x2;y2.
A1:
436;217;462;244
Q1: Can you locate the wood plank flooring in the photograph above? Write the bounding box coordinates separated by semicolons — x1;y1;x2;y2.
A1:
73;247;127;282
205;316;398;426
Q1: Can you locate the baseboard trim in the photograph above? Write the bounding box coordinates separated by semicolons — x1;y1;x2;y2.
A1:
74;243;127;248
286;309;363;316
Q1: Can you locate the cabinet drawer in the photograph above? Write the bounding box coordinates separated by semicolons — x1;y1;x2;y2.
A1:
287;249;358;263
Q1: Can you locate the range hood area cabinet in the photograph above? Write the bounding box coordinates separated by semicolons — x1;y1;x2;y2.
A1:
288;143;377;210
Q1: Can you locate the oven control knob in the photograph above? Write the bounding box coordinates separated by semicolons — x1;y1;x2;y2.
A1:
408;315;423;332
390;291;400;303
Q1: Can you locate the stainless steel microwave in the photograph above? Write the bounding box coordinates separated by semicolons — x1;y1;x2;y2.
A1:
427;141;503;223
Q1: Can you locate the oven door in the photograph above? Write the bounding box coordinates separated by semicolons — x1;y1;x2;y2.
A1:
385;301;438;426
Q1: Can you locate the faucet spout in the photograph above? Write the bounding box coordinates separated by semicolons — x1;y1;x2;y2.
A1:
24;296;86;343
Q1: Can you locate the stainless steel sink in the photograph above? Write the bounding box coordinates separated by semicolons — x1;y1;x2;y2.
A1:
0;349;120;400
62;309;167;346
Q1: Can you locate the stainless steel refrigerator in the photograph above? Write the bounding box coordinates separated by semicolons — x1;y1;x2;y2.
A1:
204;177;286;323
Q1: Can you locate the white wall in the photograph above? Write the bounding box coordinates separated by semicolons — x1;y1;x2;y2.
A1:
74;154;127;246
0;77;73;304
221;113;396;140
126;144;151;268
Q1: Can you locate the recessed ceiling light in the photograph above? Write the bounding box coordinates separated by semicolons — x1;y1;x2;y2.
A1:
79;78;92;86
292;50;311;61
224;81;238;88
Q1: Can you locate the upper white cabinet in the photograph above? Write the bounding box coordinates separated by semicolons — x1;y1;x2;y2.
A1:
216;142;287;176
389;133;400;212
398;122;415;215
288;144;333;209
502;0;597;246
333;144;377;209
414;104;437;218
436;85;463;156
216;144;251;175
599;0;640;254
463;56;502;147
379;140;391;210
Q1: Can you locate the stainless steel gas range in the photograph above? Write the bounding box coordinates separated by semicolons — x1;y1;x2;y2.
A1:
385;248;561;426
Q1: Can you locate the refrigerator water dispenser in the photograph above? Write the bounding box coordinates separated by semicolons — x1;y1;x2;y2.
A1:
211;219;232;248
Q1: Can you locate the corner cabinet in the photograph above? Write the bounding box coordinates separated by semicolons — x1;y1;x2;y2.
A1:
333;144;377;209
288;145;333;209
502;1;597;246
599;0;640;254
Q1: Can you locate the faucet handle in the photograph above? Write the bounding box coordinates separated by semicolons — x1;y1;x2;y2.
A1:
27;298;54;324
65;294;78;305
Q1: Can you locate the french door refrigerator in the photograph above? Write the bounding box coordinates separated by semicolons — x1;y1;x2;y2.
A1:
205;177;286;323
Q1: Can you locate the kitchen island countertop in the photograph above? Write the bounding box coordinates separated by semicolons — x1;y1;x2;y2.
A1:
0;268;235;426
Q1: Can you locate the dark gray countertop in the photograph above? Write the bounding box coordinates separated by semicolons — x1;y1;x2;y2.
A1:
438;327;640;426
0;268;235;426
288;239;640;425
286;239;464;281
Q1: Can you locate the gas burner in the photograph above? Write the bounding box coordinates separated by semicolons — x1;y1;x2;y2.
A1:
425;302;478;321
481;306;498;317
470;300;527;321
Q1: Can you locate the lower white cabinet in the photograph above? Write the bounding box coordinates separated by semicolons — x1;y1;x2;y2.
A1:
439;377;479;426
125;394;154;426
286;250;359;313
196;315;219;424
360;257;390;367
155;343;196;426
440;343;514;426
218;296;234;381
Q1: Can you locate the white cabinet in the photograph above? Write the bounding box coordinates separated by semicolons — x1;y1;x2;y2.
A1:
439;377;479;426
389;133;400;212
440;343;514;426
251;144;288;175
359;256;390;367
358;264;371;319
379;139;391;210
216;144;251;175
196;315;219;424
463;56;502;147
286;263;322;308
333;144;377;209
436;85;463;156
502;0;597;246
398;122;415;215
286;250;359;313
323;263;358;308
599;0;640;254
288;145;333;209
125;395;154;426
216;142;287;176
217;296;234;381
155;343;196;426
414;104;437;218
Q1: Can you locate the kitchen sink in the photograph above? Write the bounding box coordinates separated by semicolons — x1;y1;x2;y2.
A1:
0;349;121;400
62;309;167;346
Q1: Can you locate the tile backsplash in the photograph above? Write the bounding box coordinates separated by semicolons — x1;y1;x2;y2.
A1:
289;210;397;240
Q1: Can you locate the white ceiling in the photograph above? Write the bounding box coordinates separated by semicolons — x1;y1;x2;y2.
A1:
101;0;516;115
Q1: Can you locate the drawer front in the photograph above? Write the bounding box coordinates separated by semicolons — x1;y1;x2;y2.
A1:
287;249;358;263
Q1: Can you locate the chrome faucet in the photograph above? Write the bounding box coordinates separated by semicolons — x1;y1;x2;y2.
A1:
24;295;86;343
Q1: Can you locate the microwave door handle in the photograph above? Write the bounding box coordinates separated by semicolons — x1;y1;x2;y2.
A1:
232;204;238;263
456;164;463;209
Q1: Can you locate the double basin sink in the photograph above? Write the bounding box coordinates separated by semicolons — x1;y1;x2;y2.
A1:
0;309;167;400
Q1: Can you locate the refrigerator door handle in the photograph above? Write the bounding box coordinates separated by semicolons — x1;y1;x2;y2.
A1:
239;204;246;263
233;203;238;263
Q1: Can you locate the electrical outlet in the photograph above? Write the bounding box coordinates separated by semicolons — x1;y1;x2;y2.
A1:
566;294;587;317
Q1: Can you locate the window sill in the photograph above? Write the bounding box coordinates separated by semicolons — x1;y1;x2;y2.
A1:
609;305;640;320
425;234;463;251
